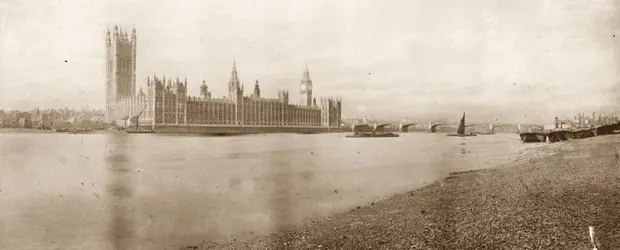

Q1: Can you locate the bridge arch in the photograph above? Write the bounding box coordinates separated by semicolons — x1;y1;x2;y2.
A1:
430;123;449;133
491;124;520;133
374;123;393;132
353;124;373;133
401;123;418;132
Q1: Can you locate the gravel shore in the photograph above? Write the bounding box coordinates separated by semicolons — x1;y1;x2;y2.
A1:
186;135;620;249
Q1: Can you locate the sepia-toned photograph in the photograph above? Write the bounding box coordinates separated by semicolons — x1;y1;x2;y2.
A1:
1;0;619;249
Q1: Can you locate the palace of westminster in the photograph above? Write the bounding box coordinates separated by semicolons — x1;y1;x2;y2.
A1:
105;25;342;128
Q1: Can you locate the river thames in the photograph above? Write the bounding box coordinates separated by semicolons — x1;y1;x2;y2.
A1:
0;131;561;249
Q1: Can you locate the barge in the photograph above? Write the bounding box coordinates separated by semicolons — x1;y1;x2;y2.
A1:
519;132;547;143
346;132;400;138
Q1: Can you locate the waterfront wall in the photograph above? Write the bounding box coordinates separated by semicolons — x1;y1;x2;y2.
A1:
145;124;333;134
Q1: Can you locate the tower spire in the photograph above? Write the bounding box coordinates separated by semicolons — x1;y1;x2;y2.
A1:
300;64;313;106
228;59;241;101
302;65;312;83
230;59;239;81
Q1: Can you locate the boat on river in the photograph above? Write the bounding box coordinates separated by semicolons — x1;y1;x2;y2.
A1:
447;112;477;137
547;129;570;143
568;128;597;139
124;106;155;134
519;132;547;143
346;132;400;138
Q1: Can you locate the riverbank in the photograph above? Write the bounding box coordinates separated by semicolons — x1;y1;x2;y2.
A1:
0;128;56;134
187;135;620;249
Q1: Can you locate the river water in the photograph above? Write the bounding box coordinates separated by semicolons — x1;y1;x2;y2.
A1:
0;131;558;249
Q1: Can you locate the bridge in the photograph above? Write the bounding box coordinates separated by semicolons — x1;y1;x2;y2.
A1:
351;123;396;133
350;120;545;134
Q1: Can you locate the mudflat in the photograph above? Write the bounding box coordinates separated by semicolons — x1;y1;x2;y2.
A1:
188;135;620;249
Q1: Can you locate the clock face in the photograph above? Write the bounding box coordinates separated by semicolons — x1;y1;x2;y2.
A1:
300;84;307;91
308;84;313;91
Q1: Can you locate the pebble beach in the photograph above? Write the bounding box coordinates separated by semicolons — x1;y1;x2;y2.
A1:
187;135;620;249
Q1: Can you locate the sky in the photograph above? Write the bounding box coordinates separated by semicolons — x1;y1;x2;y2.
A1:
0;0;619;123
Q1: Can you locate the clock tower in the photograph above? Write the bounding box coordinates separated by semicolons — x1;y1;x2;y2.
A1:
300;65;313;106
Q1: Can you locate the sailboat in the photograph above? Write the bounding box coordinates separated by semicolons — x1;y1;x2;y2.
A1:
125;106;155;134
447;112;477;137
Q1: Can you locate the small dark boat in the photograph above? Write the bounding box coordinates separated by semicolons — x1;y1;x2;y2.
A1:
68;128;94;134
54;128;70;133
297;132;319;134
346;132;399;138
595;122;620;136
124;106;155;134
568;128;596;139
447;133;477;137
547;130;570;143
519;132;547;143
447;112;477;137
590;127;598;137
596;124;616;136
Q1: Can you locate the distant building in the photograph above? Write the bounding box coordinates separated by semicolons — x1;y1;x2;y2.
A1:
0;110;7;127
105;26;342;128
67;116;79;124
16;112;33;128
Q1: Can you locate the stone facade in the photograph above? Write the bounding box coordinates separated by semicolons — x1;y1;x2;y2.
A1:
105;26;342;128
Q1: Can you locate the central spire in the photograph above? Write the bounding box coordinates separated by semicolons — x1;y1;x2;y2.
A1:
231;59;238;81
229;59;240;88
302;65;311;83
228;59;242;101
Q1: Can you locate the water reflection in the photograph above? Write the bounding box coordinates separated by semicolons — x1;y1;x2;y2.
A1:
105;133;135;250
0;132;555;249
459;139;469;155
268;148;294;234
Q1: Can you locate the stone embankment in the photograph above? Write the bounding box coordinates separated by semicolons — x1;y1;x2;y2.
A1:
187;135;620;249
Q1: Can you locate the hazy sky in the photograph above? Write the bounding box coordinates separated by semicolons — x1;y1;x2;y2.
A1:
0;0;619;123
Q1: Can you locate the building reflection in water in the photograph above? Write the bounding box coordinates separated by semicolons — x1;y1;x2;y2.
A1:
264;136;320;244
105;132;135;250
268;149;294;234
